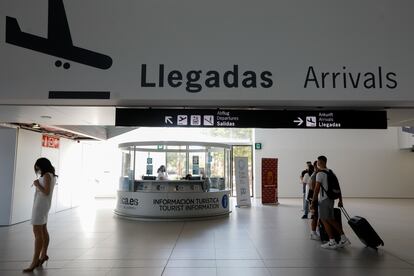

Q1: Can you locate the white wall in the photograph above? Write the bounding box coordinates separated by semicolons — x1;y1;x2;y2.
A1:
254;127;414;198
0;128;17;225
85;142;120;198
10;128;85;224
11;129;42;224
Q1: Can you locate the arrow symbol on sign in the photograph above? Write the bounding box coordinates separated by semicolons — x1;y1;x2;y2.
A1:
294;117;303;126
165;116;173;124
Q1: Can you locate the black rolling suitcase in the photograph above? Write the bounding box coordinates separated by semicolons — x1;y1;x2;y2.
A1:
340;207;384;249
319;208;342;243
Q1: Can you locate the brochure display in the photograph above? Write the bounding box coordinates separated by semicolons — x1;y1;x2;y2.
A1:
235;157;251;207
115;141;231;220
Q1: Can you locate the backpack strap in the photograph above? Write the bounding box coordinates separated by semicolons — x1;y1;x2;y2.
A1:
318;170;329;197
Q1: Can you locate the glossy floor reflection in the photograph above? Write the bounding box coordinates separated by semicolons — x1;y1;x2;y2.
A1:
0;198;413;276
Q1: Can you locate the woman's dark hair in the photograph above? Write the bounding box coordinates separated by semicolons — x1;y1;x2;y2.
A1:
157;165;165;173
34;158;57;177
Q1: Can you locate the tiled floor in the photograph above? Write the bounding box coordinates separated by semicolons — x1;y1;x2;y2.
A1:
1;198;414;276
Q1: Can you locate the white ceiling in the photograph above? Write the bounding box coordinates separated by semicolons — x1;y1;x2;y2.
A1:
386;109;414;127
0;106;115;125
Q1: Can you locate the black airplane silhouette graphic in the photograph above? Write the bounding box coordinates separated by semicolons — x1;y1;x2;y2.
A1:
6;0;112;69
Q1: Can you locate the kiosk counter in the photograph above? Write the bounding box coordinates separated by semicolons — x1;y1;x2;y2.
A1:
115;142;231;220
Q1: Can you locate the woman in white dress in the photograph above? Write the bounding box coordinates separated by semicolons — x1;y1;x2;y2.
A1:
23;158;57;273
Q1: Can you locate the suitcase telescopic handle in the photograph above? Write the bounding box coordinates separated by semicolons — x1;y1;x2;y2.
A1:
340;206;351;221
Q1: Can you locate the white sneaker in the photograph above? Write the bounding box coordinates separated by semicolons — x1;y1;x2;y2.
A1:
337;238;351;248
310;233;321;241
321;241;338;250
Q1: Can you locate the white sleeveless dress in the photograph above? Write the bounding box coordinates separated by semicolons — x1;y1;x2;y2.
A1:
31;173;56;225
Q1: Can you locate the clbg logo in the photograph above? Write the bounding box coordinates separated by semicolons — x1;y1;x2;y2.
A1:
5;0;112;70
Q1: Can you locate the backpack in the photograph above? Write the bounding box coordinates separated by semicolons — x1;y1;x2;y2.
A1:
319;169;341;200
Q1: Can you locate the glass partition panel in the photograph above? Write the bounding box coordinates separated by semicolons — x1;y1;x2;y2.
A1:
119;142;232;192
140;145;159;150
119;147;134;191
209;149;224;177
166;151;187;180
135;151;165;179
207;147;225;190
135;151;150;178
166;145;186;151
189;151;206;177
189;145;206;151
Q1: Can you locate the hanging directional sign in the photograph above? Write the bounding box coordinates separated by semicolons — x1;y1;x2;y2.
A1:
116;108;387;129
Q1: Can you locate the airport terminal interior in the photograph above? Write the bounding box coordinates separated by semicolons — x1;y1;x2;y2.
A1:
1;0;414;275
0;126;413;276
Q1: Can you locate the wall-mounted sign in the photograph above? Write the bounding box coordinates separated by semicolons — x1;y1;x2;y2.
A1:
42;135;59;149
255;143;262;150
116;109;387;129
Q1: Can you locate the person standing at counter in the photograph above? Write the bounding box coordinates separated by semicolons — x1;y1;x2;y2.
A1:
23;158;57;273
157;165;168;180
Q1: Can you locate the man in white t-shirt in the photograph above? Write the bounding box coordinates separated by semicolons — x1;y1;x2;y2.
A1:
311;155;350;249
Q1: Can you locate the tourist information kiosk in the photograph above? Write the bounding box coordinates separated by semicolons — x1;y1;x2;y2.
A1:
115;141;231;220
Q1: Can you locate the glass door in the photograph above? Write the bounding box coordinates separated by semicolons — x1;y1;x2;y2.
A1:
231;145;253;197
